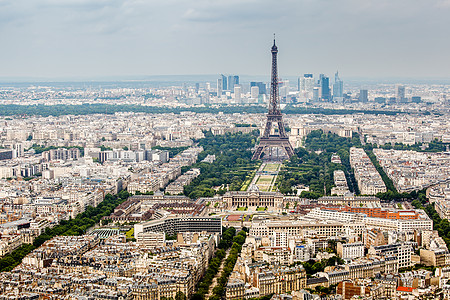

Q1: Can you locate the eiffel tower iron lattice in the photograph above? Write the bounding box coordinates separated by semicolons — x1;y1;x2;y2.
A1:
252;37;294;160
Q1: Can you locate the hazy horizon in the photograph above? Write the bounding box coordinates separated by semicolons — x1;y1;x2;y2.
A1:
1;1;449;79
1;75;450;87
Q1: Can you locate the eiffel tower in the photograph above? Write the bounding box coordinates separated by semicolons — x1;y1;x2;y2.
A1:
252;37;294;160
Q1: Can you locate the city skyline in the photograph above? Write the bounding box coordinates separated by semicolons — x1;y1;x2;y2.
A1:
1;0;450;79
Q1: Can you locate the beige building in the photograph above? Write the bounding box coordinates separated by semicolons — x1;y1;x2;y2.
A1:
317;193;381;207
136;231;166;248
420;248;450;267
224;185;283;209
257;266;306;297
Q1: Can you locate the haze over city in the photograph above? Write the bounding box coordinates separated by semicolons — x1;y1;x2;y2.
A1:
1;0;450;79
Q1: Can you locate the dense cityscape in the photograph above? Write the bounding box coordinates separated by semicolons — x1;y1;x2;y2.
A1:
0;57;449;299
1;0;450;299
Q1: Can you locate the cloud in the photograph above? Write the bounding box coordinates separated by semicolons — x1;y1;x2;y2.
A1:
0;0;449;78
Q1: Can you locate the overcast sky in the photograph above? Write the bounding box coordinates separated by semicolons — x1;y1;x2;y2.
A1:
1;0;449;79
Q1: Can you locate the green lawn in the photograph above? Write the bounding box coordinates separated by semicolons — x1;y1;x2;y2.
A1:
126;228;134;239
237;207;247;211
257;207;267;211
263;163;281;172
256;176;274;184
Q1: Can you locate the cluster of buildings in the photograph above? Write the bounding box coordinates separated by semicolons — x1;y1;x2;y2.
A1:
0;112;262;154
0;171;114;255
165;168;201;195
331;170;349;196
0;85;449;299
103;193;208;226
356;114;450;146
1;77;449;110
285;113;450;149
374;148;450;193
429;183;450;220
0;136;207;258
127;146;203;194
0;232;218;299
222;195;449;300
350;147;387;195
0;176;224;298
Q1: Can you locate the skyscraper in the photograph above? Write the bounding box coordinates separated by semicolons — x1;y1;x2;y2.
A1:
217;78;223;97
234;85;242;103
251;86;259;99
313;87;320;102
250;82;267;94
221;74;228;91
228;75;239;90
396;85;406;102
333;71;344;100
359;89;368;102
319;74;330;101
300;74;314;93
279;80;289;100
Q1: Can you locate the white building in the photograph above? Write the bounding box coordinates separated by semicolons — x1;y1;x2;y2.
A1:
337;242;364;261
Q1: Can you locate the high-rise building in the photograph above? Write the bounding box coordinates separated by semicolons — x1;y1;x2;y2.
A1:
250;82;267;94
396;85;406;102
234;85;242;103
300;74;314;93
217;78;223;97
313;87;320;102
319;74;330;101
251;86;259;99
279;80;289;100
221;74;228;91
195;83;200;94
359;89;368;102
333;71;344;100
228;75;239;90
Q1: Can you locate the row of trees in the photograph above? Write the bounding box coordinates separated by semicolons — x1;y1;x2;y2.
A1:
183;131;260;199
411;191;450;249
0;190;130;272
411;192;450;249
192;227;237;300
364;140;449;201
0;104;402;117
365;149;398;193
366;149;432;202
209;230;247;300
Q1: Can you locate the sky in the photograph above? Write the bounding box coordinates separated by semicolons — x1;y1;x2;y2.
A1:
0;0;449;80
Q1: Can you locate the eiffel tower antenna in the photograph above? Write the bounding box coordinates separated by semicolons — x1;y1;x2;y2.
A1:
252;37;294;160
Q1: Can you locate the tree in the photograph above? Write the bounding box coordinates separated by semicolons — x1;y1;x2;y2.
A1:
175;291;186;300
191;294;203;300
